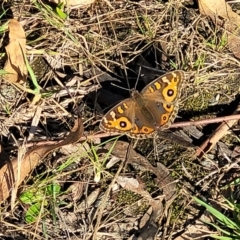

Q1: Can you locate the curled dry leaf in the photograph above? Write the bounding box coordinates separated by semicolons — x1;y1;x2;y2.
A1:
4;19;27;83
116;176;152;199
0;117;84;203
199;0;240;58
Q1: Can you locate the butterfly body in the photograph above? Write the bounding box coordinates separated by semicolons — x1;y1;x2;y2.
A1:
100;70;185;139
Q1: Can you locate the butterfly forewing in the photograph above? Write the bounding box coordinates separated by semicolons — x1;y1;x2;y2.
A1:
141;70;185;104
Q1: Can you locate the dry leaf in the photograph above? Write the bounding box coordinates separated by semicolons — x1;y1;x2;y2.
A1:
199;0;240;24
116;175;164;240
60;142;90;156
68;182;84;202
75;188;101;213
175;214;212;240
0;117;84;203
117;176;141;191
49;0;95;9
105;141;176;201
198;0;240;58
137;200;163;240
4;19;27;83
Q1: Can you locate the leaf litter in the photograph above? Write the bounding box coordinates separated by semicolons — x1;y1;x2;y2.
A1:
0;0;240;239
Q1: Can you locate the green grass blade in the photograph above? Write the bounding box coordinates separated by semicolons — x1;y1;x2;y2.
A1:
194;197;240;232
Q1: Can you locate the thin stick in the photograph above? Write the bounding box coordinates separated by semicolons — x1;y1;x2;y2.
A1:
170;114;240;128
4;114;240;150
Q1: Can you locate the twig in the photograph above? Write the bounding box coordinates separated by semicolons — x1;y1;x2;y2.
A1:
195;106;240;158
170;114;240;128
4;113;240;150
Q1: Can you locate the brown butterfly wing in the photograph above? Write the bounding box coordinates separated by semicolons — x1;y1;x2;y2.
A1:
141;70;185;129
100;97;156;138
141;70;184;103
100;98;136;134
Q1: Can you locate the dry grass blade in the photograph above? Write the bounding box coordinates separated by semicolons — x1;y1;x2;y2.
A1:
91;151;125;239
1;0;240;238
0;117;83;202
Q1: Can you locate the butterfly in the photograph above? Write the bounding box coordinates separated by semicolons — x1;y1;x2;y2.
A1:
99;70;185;139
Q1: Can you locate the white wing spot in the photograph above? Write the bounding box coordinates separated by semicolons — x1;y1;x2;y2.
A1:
110;111;116;120
162;76;170;84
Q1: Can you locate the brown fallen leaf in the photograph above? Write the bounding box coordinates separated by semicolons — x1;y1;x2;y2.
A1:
75;188;101;213
0;117;83;203
137;197;165;240
117;176;152;199
174;213;212;240
198;0;240;58
116;176;163;240
4;19;27;83
199;0;240;24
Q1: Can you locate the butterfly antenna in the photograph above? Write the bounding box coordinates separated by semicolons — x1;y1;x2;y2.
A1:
134;66;142;90
118;52;131;90
111;83;129;92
